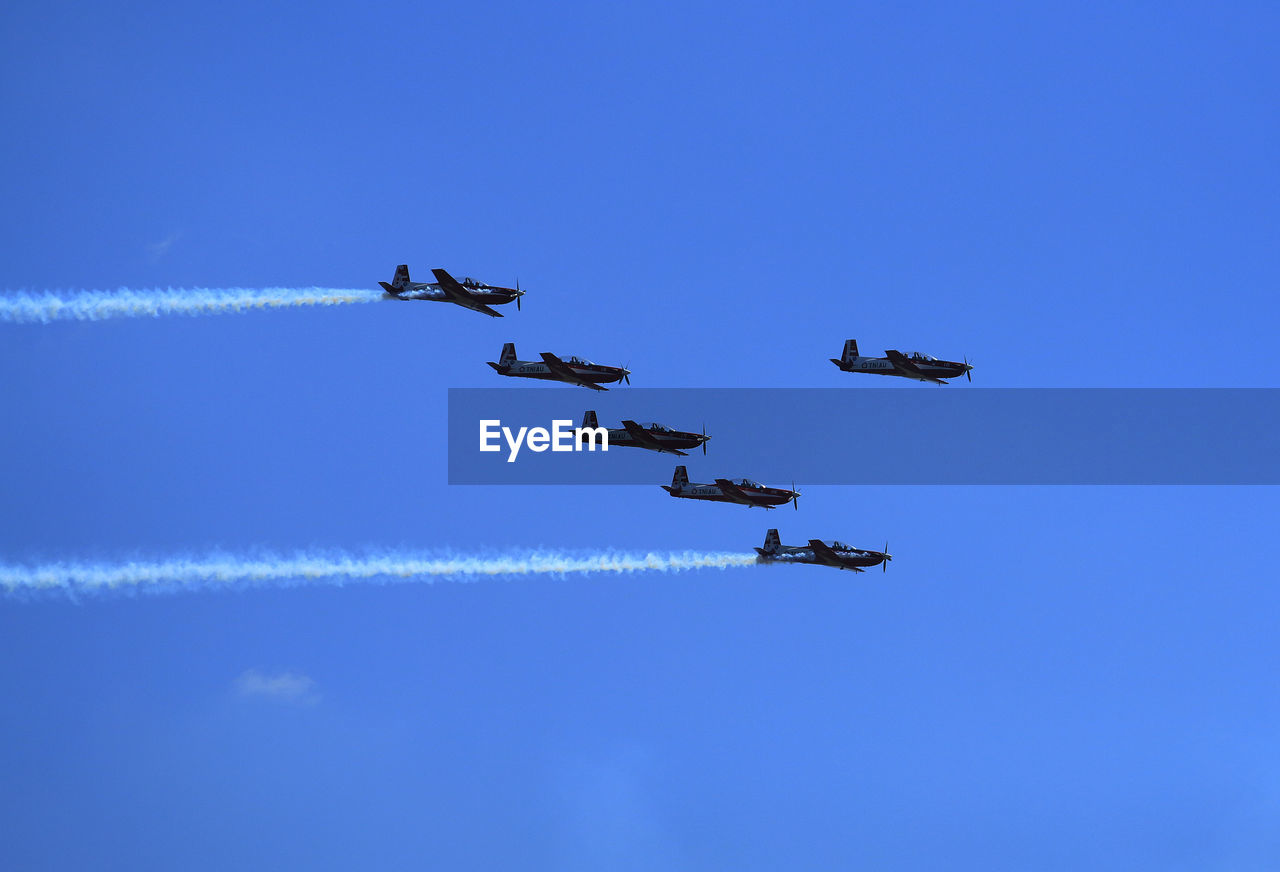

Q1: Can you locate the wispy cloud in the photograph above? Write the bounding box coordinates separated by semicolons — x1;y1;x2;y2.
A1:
553;746;686;868
145;231;180;262
233;668;320;705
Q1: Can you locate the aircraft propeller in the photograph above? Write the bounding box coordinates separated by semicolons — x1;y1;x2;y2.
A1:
702;423;708;455
515;277;521;311
622;362;631;386
964;355;972;382
883;541;892;572
792;482;800;511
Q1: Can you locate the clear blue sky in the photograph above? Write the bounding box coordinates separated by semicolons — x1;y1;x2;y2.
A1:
2;1;1279;868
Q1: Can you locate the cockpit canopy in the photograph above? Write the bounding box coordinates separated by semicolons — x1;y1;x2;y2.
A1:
907;351;938;362
462;276;484;288
566;355;594;365
828;540;852;550
640;422;671;432
731;478;762;488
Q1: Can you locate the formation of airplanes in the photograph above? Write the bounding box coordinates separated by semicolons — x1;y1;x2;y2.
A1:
381;263;981;572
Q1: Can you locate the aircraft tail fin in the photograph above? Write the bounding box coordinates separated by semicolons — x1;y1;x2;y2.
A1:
581;410;599;430
390;264;410;291
665;466;686;494
832;339;859;368
756;528;782;557
487;343;518;373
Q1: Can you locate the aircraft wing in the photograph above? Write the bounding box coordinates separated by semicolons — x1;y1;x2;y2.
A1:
621;420;688;455
540;353;608;391
714;478;771;506
806;539;863;569
431;268;504;318
806;539;842;565
885;349;946;384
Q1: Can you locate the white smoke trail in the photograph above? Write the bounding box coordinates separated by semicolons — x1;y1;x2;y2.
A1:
0;549;761;597
0;287;385;324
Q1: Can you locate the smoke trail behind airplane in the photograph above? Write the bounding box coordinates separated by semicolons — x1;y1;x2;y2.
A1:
0;287;385;324
0;549;760;597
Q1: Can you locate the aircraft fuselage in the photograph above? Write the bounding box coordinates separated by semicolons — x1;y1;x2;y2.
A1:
831;340;971;383
664;482;796;508
491;360;628;387
756;544;890;571
835;355;969;381
385;283;521;306
605;428;707;453
753;529;890;571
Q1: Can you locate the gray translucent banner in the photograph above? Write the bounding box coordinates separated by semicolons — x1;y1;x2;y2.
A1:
447;389;1279;485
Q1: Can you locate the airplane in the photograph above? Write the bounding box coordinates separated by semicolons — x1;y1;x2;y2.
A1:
579;411;709;456
662;466;799;509
755;528;892;572
487;343;630;391
380;265;524;317
831;339;972;384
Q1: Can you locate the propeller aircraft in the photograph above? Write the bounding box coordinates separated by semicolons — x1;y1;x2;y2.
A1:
831;339;972;384
487;343;631;391
662;466;799;509
380;265;524;317
578;411;709;456
754;529;892;572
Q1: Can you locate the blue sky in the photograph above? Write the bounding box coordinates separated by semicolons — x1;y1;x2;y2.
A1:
2;1;1279;868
